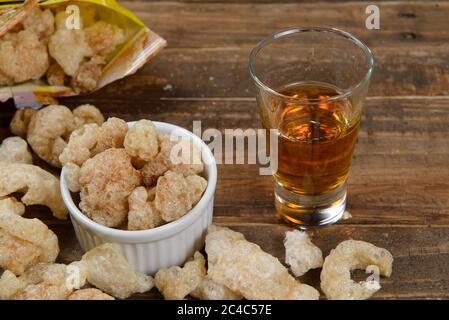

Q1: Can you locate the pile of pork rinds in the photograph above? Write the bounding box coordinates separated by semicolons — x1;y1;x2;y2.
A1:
8;104;208;230
0;3;125;92
0;104;394;300
0;223;394;300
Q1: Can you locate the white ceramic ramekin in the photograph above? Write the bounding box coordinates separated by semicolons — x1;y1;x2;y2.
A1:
60;121;217;274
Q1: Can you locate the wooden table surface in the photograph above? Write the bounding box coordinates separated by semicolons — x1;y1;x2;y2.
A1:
1;0;449;300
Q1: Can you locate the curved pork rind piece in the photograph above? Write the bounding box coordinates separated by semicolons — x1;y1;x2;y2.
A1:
0;136;33;164
22;5;55;39
72;104;104;128
205;225;320;300
154;171;207;222
0;163;67;219
0;262;86;300
69;288;115;300
190;276;243;300
284;230;323;277
81;243;154;299
85;21;125;58
0;30;49;84
91;117;128;156
10;108;36;138
124;119;158;163
128;186;163;231
59;123;100;166
79;148;141;227
320;240;393;300
155;251;206;300
0;196;25;216
27;105;75;167
141;134;204;187
0;210;59;275
63;163;81;193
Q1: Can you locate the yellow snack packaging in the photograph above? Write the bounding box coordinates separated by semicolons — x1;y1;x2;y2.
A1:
0;0;166;107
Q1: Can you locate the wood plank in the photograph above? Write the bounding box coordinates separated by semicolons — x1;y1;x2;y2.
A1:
34;44;446;99
49;222;449;299
2;97;449;225
125;1;449;48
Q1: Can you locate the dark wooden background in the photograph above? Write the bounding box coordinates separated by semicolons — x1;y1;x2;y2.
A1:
1;0;449;299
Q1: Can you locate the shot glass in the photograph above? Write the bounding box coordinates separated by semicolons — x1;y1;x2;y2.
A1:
248;28;374;227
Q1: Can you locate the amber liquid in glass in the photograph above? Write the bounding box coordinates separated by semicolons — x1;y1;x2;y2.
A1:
264;81;359;197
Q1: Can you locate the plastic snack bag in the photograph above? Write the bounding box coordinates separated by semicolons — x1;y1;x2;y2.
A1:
0;0;166;107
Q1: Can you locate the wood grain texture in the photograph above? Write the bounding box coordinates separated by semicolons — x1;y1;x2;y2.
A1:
125;1;447;47
1;0;449;300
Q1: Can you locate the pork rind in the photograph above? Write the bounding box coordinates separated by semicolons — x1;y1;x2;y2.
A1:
60;116;123;167
320;240;393;300
284;230;323;277
190;276;243;300
0;270;27;300
72;104;105;128
91;117;128;155
205;225;320;300
0;163;67;219
10;108;36;138
0;136;33;164
140;136;172;187
81;243;154;299
0;262;86;300
0;196;25;216
128;186;163;231
85;21;125;58
27;105;75;167
59;123;100;166
0;30;49;84
71;56;105;93
48;29;92;76
68;288;115;300
0;162;65;217
0;228;40;275
22;5;55;39
124;119;158;163
155;251;206;300
63;163;81;193
186;175;208;204
154;171;207;222
0;210;59;275
141;134;204;187
79;148;141;227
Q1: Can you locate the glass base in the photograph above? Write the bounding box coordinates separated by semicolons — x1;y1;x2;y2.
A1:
274;182;346;228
